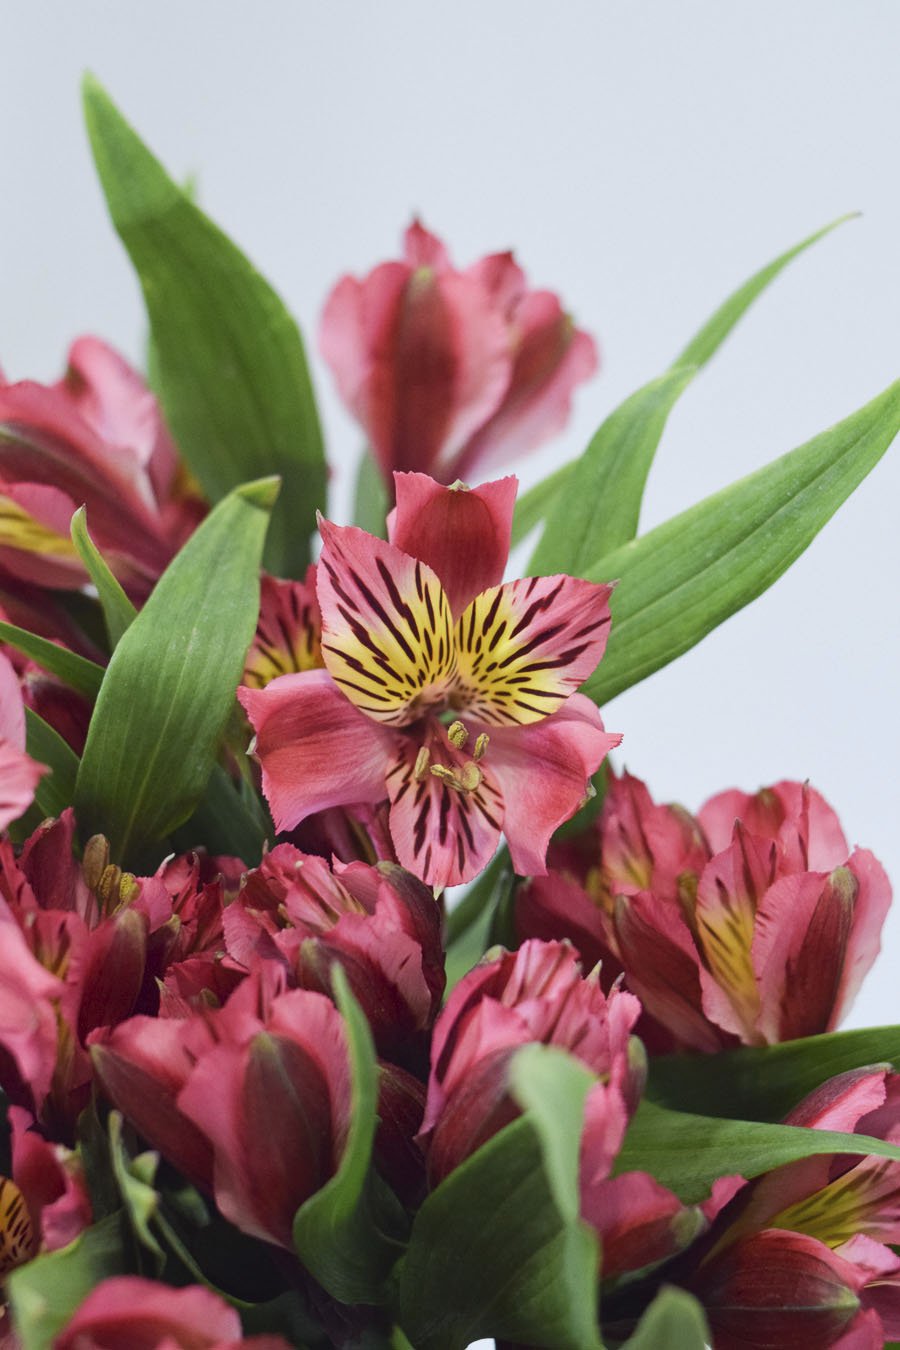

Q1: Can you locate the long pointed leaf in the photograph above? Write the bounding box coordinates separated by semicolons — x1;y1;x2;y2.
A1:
74;477;277;867
397;1045;602;1350
83;76;326;578
524;215;855;565
647;1026;900;1122
0;621;103;700
70;506;136;649
615;1098;900;1205
583;379;900;704
621;1286;710;1349
24;707;79;818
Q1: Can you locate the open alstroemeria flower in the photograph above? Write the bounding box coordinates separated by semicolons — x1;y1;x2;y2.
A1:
240;473;620;888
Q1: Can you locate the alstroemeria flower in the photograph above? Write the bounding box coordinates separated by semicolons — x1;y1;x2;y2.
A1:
517;772;891;1051
0;336;204;610
319;220;598;485
240;473;620;889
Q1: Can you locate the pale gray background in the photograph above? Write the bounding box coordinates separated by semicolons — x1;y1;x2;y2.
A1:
5;0;899;1064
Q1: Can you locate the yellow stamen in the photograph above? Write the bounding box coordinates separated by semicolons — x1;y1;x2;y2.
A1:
473;732;490;760
430;761;483;793
447;720;469;749
414;746;431;780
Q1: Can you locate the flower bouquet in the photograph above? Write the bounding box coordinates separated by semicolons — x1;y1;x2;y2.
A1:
0;75;898;1350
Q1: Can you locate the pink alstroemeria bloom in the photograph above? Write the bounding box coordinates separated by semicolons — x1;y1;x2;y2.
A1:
242;567;323;689
517;773;890;1051
55;1276;292;1349
685;1068;900;1347
419;938;644;1187
0;336;203;607
223;844;444;1065
239;473;620;890
319;219;598;485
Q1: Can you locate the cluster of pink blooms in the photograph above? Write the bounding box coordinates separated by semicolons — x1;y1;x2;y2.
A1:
0;222;895;1348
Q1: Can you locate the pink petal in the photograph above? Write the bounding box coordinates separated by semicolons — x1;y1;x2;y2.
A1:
582;1169;697;1280
833;849;892;1025
454;576;614;727
466;251;528;317
0;919;66;1109
456;291;598;479
385;720;504;889
238;669;397;832
403;219;451;270
388;472;517;619
753;870;853;1042
612;890;728;1053
694;825;777;1043
0;738;45;832
485;694;620;876
55;1277;242;1349
787;1068;889;1132
316;519;457;726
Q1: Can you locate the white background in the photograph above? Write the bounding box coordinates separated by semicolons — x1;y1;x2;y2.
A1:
4;0;899;1049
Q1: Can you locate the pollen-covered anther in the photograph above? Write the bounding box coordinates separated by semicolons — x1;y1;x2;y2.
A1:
413;746;431;780
430;761;484;794
96;864;139;913
473;732;489;761
82;834;111;890
447;720;469;749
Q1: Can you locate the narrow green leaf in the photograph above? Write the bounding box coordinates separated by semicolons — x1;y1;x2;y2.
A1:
74;477;277;867
397;1045;602;1350
530;366;695;575
353;450;389;538
647;1026;900;1122
443;852;513;992
83;76;326;577
620;1286;710;1349
292;966;403;1304
583;379;900;704
615;1099;900;1205
523;216;854;565
510;462;575;547
673;214;857;369
0;621;102;699
24;708;79;818
70;506;136;648
169;763;269;866
6;1212;130;1350
107;1113;165;1272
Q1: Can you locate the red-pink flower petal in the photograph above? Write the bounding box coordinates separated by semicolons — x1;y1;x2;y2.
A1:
403;219;451;270
55;1276;243;1349
486;694;621;876
699;780;849;871
582;1170;700;1280
455;291;598;479
239;669;397;833
317;520;457;726
385;720;504;889
388;472;517;619
454;575;614;726
243;566;322;689
833;849;892;1025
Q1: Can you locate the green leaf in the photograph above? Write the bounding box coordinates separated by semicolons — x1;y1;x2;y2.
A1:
0;620;103;699
673;214;857;370
70;506;136;648
292;966;403;1304
107;1111;165;1272
170;763;269;866
530;366;695;575
443;852;513;992
647;1025;900;1122
74;477;277;867
6;1212;130;1350
620;1286;710;1349
582;379;900;704
83;76;326;578
354;450;389;538
397;1045;602;1350
25;707;79;817
522;216;854;564
615;1098;900;1205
